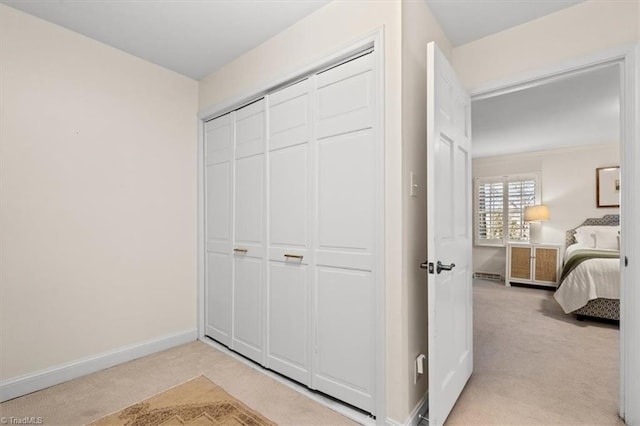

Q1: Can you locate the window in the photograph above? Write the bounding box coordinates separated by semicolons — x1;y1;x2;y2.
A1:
474;174;539;246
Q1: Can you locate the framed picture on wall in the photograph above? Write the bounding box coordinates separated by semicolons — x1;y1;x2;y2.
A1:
596;166;620;208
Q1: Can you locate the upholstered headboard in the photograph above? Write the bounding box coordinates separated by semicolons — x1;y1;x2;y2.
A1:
565;214;620;247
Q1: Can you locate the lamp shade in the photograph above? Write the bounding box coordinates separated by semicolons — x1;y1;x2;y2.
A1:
524;204;549;222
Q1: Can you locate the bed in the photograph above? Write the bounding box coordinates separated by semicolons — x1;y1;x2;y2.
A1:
553;214;620;321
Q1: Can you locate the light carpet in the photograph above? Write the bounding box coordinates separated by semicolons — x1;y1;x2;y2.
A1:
444;279;622;425
0;342;355;426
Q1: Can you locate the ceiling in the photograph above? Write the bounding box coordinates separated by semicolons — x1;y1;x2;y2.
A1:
1;0;329;80
3;0;589;81
426;0;584;46
472;65;620;159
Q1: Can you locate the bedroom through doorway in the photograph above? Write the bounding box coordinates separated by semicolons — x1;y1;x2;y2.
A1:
452;62;624;424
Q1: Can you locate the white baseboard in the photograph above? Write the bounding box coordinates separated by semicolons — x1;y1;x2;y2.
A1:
401;393;428;426
0;328;198;403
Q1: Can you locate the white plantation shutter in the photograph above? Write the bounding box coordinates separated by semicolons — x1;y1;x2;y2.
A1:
507;178;536;241
475;174;539;246
476;179;504;243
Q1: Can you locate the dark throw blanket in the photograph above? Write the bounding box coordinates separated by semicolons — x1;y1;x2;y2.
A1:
559;249;620;284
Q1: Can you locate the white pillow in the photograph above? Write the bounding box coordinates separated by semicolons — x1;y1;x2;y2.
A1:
574;229;596;248
595;229;620;250
574;225;619;248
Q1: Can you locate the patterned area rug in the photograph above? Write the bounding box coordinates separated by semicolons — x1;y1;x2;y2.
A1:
90;376;276;426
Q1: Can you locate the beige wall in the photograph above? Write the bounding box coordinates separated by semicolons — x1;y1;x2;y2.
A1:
0;5;198;380
472;143;620;277
452;0;640;91
400;0;452;420
198;1;406;421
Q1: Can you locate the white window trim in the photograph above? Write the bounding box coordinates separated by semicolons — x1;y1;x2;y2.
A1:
474;173;541;247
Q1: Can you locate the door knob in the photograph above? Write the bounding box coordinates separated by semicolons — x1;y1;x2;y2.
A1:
436;261;455;274
420;261;435;274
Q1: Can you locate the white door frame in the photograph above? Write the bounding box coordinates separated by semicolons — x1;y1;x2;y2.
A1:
469;43;639;424
196;29;387;423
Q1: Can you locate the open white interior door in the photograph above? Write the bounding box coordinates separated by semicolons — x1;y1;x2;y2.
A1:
425;42;473;425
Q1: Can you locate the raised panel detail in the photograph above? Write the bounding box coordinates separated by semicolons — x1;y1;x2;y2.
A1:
206;253;231;345
206;163;230;242
236;100;264;159
205;114;232;165
455;146;469;238
316;54;373;139
315;267;375;412
436;134;454;241
233;257;263;361
318;130;374;251
267;262;309;384
235;154;263;244
269;82;310;151
270;145;307;248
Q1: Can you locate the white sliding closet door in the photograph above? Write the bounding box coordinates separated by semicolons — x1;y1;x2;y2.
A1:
205;114;233;346
313;53;376;412
267;79;312;385
232;99;266;363
203;50;380;416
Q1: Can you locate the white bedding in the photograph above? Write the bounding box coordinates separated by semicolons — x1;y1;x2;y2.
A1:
553;245;620;314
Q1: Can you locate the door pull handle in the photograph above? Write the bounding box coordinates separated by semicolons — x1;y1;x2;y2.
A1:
436;261;456;274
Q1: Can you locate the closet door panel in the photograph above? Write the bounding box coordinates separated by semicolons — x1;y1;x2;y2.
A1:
232;99;265;364
266;79;312;383
313;52;376;414
315;267;375;412
204;114;233;345
267;262;309;384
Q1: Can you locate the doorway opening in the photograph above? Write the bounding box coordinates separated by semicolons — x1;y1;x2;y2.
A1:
464;61;624;424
